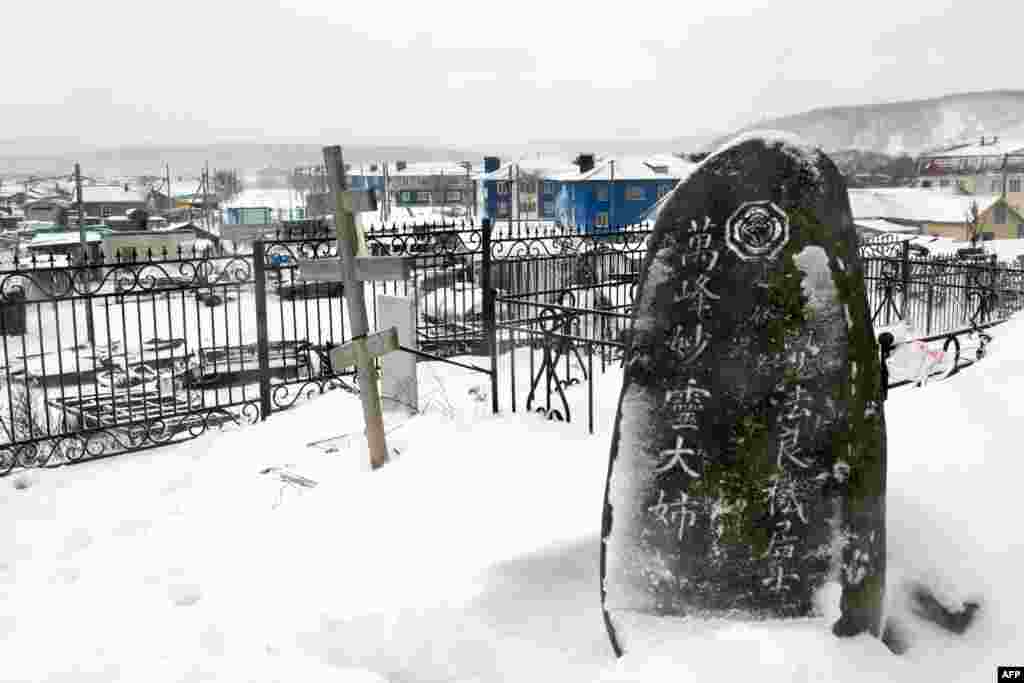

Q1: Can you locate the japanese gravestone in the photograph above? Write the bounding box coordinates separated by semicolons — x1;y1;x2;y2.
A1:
600;132;887;656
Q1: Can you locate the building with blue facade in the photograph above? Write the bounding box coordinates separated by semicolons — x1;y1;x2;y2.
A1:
346;165;386;193
556;155;694;231
478;157;579;223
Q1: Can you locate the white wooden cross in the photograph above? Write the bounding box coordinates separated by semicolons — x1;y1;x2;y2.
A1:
316;146;414;470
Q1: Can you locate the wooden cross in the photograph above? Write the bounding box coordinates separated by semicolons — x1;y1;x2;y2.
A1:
320;145;408;470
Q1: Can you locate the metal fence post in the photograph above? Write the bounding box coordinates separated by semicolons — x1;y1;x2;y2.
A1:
925;280;934;336
481;218;499;414
900;240;911;320
252;240;273;421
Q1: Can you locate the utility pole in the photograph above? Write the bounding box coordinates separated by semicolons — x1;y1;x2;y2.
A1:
74;163;96;348
165;163;172;214
206;165;211;226
609;159;615;229
324;145;390;469
381;161;389;223
507;164;513;232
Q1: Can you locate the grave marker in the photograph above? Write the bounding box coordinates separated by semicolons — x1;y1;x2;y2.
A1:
600;132;887;656
376;294;418;414
323;146;396;469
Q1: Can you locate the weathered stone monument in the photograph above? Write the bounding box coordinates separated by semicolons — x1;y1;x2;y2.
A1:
600;132;887;656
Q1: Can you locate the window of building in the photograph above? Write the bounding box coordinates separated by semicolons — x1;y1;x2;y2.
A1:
938;179;950;188
1010;178;1022;193
102;206;116;217
657;184;673;198
497;199;510;217
982;231;995;241
595;211;609;228
542;181;557;195
445;190;462;202
542;201;554;217
519;199;536;214
596;186;609;202
416;191;432;204
921;180;933;188
991;179;1002;193
994;204;1008;224
497;181;512;195
625;185;646;201
399;191;413;203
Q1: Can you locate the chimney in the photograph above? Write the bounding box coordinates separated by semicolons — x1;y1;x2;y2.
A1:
575;153;596;173
483;156;501;173
396;161;407;172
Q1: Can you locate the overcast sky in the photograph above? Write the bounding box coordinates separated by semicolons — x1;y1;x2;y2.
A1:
4;0;1022;151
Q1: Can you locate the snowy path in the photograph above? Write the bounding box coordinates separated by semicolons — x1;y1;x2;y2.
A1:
1;317;1023;681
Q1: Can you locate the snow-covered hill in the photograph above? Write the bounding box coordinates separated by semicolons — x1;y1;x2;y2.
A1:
1;319;1022;681
714;89;1024;156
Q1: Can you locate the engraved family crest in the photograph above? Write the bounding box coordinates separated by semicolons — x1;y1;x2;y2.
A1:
725;200;790;262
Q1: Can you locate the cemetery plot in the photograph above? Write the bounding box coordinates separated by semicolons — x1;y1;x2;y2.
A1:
48;390;237;444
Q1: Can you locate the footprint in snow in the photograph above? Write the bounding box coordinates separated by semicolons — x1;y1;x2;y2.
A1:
168;583;202;607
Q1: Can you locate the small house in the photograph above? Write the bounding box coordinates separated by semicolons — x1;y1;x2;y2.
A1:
22;197;71;225
556;155;693;230
78;185;148;220
25;228;108;262
102;221;213;261
388;161;474;210
848;188;1024;241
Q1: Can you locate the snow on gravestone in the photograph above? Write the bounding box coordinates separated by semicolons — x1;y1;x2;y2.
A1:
376;294;418;414
600;132;887;656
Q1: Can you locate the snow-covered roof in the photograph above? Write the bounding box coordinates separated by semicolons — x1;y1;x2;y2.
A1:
478;158;580;182
391;161;472;177
566;156;693;182
924;138;1024;158
948;237;1024;262
848;188;1003;223
23;196;71;208
854;219;921;234
27;230;106;248
222;189;304;211
80;185;148;204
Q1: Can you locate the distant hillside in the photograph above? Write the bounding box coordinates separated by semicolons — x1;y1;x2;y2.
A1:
512;134;718;160
0;141;479;179
709;90;1024;156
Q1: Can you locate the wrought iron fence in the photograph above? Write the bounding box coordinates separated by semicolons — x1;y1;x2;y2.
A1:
859;234;1024;334
4;220;1024;471
0;244;261;474
494;230;1024;433
0;220;491;475
491;221;654;433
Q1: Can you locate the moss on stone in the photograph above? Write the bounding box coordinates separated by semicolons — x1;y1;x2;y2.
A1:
690;410;776;556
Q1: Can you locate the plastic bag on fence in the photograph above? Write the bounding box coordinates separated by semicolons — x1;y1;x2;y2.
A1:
884;321;948;386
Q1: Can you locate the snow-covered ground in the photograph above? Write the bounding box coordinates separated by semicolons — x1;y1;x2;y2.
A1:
1;313;1023;681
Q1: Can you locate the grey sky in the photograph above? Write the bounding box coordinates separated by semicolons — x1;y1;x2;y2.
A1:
4;0;1021;149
